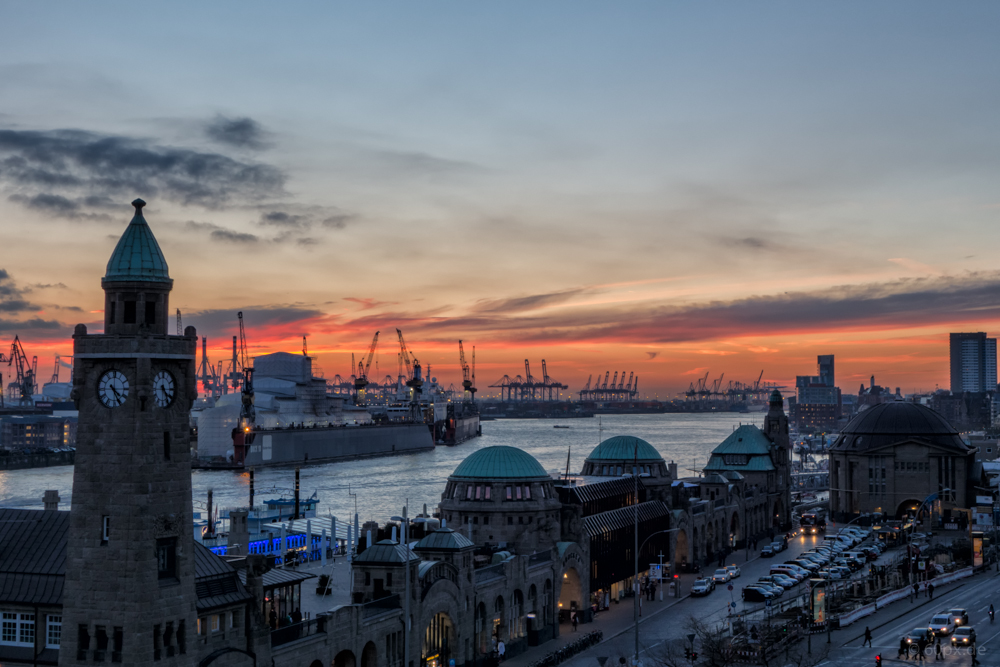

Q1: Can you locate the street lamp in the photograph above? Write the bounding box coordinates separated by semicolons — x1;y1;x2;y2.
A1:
391;507;428;667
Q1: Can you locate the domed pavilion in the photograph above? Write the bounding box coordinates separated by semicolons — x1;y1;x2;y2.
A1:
829;401;977;522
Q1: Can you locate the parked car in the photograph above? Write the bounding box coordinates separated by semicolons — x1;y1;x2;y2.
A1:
928;614;956;637
713;568;732;583
759;574;796;589
771;541;785;553
761;545;775;557
726;565;741;579
742;585;775;602
951;627;976;646
691;578;716;596
947;609;969;626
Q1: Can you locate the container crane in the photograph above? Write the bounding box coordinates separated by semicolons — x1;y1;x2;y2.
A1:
5;336;37;406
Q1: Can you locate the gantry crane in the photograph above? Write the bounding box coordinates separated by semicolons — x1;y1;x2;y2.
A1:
3;336;37;406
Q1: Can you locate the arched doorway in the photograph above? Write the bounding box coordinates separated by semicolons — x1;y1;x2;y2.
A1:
334;651;356;667
543;580;552;627
896;499;923;520
512;590;525;638
361;642;377;667
673;529;689;568
423;612;455;667
476;602;488;654
310;661;324;667
493;596;505;643
559;567;582;622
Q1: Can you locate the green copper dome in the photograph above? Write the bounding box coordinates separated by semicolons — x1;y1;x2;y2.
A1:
586;435;663;462
104;199;170;282
450;446;550;480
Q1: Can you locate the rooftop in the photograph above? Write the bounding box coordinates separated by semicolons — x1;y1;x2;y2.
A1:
450;446;550;481
830;401;970;453
585;435;663;462
354;539;420;564
104;199;171;283
414;528;475;552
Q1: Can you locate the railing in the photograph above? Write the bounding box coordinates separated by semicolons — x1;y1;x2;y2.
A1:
362;594;401;618
271;616;327;647
475;563;505;584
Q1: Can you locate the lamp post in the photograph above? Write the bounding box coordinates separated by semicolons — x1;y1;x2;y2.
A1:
391;506;428;667
906;491;947;584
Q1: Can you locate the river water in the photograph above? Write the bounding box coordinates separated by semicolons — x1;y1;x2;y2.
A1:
0;412;763;524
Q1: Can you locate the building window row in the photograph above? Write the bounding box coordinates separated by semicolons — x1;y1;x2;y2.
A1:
453;484;549;500
895;461;928;473
723;455;749;466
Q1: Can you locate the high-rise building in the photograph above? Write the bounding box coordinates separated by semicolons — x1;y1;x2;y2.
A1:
792;354;841;428
950;332;997;393
818;354;835;388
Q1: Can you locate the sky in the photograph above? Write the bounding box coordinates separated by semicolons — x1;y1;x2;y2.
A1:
1;2;1000;398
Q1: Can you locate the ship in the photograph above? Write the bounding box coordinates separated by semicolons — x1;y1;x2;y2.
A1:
192;351;436;468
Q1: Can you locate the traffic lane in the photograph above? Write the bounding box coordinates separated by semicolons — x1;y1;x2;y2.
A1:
858;575;999;650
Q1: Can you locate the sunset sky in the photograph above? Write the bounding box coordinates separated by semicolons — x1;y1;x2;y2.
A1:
2;2;1000;397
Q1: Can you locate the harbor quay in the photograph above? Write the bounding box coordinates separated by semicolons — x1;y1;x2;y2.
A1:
0;199;798;667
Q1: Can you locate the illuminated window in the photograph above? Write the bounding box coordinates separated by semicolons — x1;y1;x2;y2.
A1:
485;487;491;500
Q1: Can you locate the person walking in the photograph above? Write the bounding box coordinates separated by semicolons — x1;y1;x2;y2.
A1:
863;627;873;647
571;613;578;633
917;637;927;662
498;640;506;662
929;583;934;600
934;636;943;661
899;637;909;660
912;582;919;602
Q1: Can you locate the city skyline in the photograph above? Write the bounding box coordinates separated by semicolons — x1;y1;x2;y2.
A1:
2;3;1000;394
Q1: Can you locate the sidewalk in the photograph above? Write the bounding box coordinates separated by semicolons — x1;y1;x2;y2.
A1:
502;549;760;667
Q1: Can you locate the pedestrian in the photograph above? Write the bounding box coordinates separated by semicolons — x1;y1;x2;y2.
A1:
917;637;927;662
863;627;873;647
971;641;979;666
935;637;942;661
912;582;919;601
572;613;578;633
929;583;934;600
650;582;657;601
498;640;506;661
899;637;908;660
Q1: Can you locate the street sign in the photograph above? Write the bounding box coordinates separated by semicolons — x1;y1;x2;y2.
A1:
687;634;695;644
766;599;772;607
728;584;733;591
731;601;737;609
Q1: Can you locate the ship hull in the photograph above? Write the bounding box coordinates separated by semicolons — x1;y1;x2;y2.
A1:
435;413;481;446
239;422;434;467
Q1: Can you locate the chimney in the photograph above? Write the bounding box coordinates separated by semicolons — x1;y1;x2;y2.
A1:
43;490;61;511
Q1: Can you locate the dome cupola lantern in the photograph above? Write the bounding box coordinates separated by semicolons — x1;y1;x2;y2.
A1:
102;198;173;335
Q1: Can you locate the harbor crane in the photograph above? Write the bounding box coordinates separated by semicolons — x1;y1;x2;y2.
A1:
355;331;380;401
2;336;38;406
237;312;255;436
459;340;476;402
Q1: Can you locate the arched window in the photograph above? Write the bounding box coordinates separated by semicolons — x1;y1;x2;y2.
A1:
528;584;537;614
476;603;488;654
493;596;505;642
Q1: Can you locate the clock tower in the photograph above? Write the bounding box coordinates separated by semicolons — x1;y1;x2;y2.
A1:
61;199;199;666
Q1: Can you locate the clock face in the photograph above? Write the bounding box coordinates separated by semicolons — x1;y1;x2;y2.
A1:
98;370;129;408
153;370;176;408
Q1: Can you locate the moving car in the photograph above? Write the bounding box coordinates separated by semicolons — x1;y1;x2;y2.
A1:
691;578;716;596
928;614;956;637
713;568;732;583
771;541;786;553
951;627;976;646
947;609;969;626
904;628;933;647
761;545;775;557
726;565;741;579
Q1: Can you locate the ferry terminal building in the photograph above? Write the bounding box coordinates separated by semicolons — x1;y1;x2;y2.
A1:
0;200;795;667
